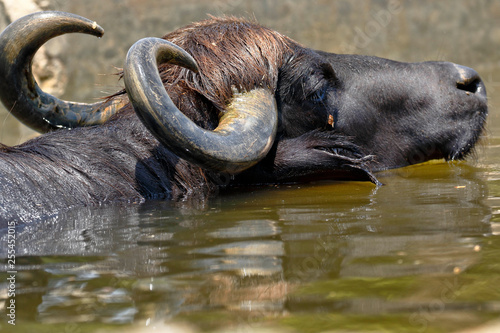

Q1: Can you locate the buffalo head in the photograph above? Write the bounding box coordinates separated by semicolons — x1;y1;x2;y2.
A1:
277;50;487;172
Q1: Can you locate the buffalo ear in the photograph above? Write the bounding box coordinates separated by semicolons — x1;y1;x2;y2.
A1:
272;130;381;185
320;62;340;85
124;37;278;174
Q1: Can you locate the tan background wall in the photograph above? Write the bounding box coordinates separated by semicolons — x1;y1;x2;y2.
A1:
0;0;499;145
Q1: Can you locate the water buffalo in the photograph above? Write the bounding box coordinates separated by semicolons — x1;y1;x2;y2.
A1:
0;11;488;224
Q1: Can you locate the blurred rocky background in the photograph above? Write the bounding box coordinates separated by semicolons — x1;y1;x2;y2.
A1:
0;0;499;145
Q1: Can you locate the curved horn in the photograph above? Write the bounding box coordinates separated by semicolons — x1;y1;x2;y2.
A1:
124;37;278;174
0;11;125;133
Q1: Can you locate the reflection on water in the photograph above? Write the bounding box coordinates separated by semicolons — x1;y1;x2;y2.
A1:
1;159;498;332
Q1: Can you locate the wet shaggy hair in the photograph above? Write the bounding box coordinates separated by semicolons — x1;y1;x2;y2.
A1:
161;17;295;109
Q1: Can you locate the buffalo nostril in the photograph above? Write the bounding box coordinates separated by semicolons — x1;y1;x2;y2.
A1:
456;78;481;94
454;64;483;95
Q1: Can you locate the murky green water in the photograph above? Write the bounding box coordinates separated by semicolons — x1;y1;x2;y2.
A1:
2;1;500;332
3;156;500;332
3;142;500;333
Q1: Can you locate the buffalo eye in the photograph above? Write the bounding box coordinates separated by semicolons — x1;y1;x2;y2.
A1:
309;84;329;103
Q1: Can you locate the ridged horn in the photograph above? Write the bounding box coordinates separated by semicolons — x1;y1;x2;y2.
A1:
0;11;125;133
123;37;278;174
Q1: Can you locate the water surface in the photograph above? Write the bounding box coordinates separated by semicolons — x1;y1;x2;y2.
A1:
2;150;500;332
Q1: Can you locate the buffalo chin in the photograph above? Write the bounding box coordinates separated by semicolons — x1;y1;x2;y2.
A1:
444;136;482;162
445;116;487;162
